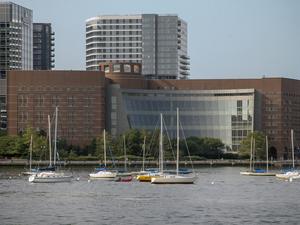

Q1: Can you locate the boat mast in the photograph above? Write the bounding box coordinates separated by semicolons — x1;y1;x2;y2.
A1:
29;135;33;171
48;115;52;167
291;129;295;169
123;135;127;171
249;134;253;171
176;108;179;176
142;136;146;172
253;138;256;171
160;113;163;173
54;107;58;166
266;135;268;172
104;129;106;168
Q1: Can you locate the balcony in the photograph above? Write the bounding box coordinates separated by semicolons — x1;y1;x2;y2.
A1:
180;60;190;65
180;55;190;60
180;71;189;76
180;65;190;70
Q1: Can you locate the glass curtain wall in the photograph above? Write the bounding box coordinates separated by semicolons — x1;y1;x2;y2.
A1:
122;89;255;152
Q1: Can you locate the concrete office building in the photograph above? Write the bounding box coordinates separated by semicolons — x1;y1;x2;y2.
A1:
0;2;33;130
86;14;189;79
33;23;55;70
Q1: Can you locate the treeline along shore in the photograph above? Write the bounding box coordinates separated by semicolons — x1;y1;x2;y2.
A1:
0;159;299;168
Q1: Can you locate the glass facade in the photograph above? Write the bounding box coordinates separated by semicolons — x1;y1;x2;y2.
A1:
33;23;55;70
120;89;255;152
0;2;32;130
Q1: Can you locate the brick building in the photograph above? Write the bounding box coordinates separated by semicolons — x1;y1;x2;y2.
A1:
7;70;105;146
6;67;300;159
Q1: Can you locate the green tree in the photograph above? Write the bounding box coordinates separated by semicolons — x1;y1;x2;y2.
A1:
181;136;224;159
239;131;266;160
21;127;47;159
95;131;114;159
0;130;7;137
0;135;25;157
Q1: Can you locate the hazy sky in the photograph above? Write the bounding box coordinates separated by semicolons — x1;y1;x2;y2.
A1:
9;0;300;79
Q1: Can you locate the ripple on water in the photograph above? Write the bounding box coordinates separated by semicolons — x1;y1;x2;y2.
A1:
1;167;300;225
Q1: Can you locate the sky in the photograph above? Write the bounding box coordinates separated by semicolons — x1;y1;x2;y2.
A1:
8;0;300;79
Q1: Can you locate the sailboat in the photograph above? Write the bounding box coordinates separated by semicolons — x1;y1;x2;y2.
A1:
115;135;133;182
22;135;38;175
276;129;300;180
131;136;152;176
240;135;276;176
29;108;72;183
136;114;164;182
89;129;117;180
151;108;196;184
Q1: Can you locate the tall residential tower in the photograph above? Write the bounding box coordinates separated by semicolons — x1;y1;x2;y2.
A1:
0;2;33;130
33;23;55;70
86;14;189;79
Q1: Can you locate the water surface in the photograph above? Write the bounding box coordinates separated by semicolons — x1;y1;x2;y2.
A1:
0;167;299;225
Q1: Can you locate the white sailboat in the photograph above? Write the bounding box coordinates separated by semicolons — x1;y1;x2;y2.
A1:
22;135;38;175
240;135;276;176
29;108;72;183
276;129;300;180
131;136;149;176
89;129;117;180
115;135;133;182
137;114;164;182
151;108;196;184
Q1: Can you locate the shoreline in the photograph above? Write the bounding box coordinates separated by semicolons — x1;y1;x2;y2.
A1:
0;159;299;167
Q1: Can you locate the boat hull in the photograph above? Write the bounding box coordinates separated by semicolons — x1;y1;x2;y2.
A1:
89;171;117;180
22;171;37;176
137;174;161;182
151;175;196;184
29;172;72;183
115;176;133;182
276;171;300;180
240;171;276;176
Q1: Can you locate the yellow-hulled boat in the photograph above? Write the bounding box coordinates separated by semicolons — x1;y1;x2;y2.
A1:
137;173;162;182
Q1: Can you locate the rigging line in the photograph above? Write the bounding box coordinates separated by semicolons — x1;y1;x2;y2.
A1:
148;118;160;159
138;119;159;171
162;115;176;161
107;145;116;168
180;120;195;174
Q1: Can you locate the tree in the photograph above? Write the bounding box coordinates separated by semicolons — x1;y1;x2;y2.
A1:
21;127;47;159
0;135;24;157
181;136;224;159
95;131;114;159
0;130;7;137
238;131;266;160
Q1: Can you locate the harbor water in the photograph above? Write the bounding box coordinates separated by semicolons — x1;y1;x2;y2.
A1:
1;166;300;225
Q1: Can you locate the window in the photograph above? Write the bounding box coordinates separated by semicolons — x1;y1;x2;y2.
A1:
104;65;110;73
113;64;121;72
124;64;131;73
0;70;6;79
133;65;140;73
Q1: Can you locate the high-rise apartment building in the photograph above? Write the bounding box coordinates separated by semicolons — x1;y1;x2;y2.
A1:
0;2;32;130
86;14;189;79
33;23;55;70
